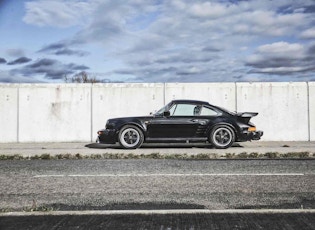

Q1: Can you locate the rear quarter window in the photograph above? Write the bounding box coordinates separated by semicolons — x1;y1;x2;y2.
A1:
200;106;220;116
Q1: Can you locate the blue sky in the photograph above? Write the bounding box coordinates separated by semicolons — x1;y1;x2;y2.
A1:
0;0;315;83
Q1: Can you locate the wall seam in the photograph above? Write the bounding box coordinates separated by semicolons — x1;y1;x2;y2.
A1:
307;82;310;142
17;85;20;143
90;84;93;142
235;82;238;112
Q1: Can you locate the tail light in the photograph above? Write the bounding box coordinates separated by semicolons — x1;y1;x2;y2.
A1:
248;127;256;132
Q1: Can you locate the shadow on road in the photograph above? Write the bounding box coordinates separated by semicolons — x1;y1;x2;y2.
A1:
85;143;243;149
2;212;314;230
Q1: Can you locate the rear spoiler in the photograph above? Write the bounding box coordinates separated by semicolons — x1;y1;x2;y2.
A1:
236;112;258;123
237;112;258;118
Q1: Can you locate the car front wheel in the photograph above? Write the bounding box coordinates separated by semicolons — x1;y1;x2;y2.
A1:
210;125;235;149
118;125;144;149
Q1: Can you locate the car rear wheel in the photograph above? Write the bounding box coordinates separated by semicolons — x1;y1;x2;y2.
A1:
210;125;235;149
118;125;144;149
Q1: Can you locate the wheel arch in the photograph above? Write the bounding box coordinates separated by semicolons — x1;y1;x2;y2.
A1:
118;122;145;136
207;122;237;139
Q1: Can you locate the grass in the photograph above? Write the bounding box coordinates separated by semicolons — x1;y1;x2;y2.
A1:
0;151;314;161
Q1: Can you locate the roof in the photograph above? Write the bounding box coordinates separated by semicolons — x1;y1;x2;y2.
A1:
171;99;210;105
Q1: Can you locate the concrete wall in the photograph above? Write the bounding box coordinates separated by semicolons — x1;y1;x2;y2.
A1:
0;84;18;142
0;82;313;143
92;83;165;141
236;82;309;141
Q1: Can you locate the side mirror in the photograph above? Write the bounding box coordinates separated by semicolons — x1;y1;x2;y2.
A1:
163;111;171;117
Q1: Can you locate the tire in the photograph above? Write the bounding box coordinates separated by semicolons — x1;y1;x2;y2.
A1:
209;125;235;149
118;125;144;149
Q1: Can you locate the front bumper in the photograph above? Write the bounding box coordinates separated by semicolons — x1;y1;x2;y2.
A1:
97;129;117;144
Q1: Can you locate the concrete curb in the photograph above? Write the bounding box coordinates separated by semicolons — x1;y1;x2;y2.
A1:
0;142;314;159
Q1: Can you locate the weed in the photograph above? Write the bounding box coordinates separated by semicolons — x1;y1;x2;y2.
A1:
194;153;212;160
148;153;163;159
30;155;40;160
238;152;249;158
249;152;260;158
0;207;12;213
90;154;102;159
40;154;51;160
75;153;84;159
264;152;279;159
21;199;54;212
225;153;235;159
281;152;310;158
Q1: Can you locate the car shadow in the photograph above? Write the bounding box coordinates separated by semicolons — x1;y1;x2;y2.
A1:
85;143;243;149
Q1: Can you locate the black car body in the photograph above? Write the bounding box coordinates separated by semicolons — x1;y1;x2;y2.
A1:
97;100;263;149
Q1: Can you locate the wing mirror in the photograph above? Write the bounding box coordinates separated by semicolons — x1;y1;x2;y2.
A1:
163;111;171;117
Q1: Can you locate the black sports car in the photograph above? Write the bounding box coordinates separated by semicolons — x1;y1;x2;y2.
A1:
97;100;263;149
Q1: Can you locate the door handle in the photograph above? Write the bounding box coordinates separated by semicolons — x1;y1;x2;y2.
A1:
191;119;199;122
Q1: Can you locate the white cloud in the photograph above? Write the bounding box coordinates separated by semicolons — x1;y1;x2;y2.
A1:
246;42;315;75
257;42;305;58
16;0;315;82
23;0;94;27
189;2;232;18
301;27;315;39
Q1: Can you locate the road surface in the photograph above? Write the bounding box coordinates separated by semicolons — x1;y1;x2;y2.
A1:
1;143;315;229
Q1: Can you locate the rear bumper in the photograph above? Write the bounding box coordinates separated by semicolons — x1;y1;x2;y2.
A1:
239;130;263;141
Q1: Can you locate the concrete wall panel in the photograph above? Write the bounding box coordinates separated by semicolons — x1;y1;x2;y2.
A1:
309;82;315;141
92;83;164;141
18;84;91;142
0;84;18;142
236;82;309;141
164;83;236;112
0;82;313;143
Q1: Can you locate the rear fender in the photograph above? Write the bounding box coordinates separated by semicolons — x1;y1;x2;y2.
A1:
207;122;237;138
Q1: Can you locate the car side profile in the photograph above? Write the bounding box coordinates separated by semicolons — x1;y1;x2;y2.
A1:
97;100;263;149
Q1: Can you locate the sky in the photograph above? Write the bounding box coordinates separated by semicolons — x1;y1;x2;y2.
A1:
0;0;315;83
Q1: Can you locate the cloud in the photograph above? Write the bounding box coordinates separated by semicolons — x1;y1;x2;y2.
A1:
7;57;32;65
0;70;44;83
188;1;234;18
23;0;94;27
38;41;89;57
300;27;315;39
0;58;7;64
17;0;315;82
6;48;25;57
246;42;315;75
12;58;89;80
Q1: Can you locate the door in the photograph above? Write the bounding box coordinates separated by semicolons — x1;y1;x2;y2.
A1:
146;103;203;139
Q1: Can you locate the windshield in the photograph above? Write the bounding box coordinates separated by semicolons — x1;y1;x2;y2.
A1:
155;102;172;116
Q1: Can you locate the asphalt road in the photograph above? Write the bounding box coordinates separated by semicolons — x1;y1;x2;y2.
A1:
1;159;314;211
1;146;315;229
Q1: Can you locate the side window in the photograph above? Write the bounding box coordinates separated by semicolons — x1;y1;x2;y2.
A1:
200;106;219;116
171;104;196;116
